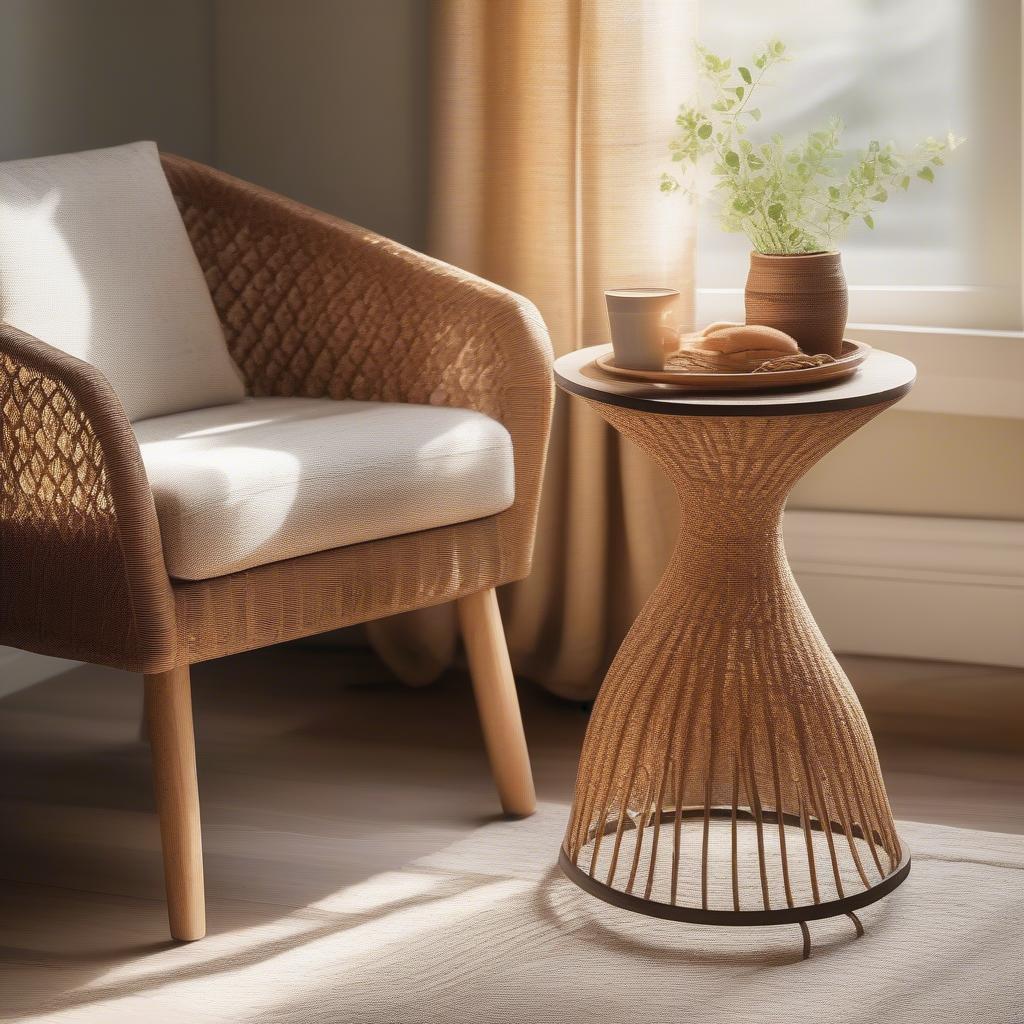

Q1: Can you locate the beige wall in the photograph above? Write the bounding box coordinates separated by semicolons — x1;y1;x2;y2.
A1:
214;0;429;249
0;0;427;244
0;0;214;163
790;411;1024;520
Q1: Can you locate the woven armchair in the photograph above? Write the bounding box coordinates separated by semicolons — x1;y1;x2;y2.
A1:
0;152;553;940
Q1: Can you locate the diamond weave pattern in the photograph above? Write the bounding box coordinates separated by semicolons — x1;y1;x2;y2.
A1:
0;336;143;664
2;357;112;526
162;156;548;422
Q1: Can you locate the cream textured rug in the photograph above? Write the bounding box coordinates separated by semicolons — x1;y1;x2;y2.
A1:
2;654;1022;1023
5;811;1023;1023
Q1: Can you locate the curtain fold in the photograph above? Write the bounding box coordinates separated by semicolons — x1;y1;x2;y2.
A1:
371;0;698;700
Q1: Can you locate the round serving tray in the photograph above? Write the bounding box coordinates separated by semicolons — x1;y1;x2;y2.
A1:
596;339;869;391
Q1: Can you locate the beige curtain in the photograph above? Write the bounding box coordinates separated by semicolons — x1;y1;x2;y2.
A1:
369;0;698;700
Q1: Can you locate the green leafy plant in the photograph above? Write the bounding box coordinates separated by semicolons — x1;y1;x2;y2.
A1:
661;39;963;254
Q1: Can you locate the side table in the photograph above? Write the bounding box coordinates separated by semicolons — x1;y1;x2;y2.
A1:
554;344;916;956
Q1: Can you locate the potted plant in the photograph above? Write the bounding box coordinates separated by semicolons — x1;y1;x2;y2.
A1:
661;39;962;356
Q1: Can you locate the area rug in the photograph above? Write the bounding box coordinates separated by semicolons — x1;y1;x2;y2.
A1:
6;810;1022;1024
2;655;1022;1024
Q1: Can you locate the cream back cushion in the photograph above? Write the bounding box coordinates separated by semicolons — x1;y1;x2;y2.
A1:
0;141;245;421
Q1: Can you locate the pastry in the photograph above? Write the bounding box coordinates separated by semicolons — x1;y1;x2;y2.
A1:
668;322;800;373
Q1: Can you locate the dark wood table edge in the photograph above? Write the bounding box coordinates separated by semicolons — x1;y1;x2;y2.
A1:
553;364;916;417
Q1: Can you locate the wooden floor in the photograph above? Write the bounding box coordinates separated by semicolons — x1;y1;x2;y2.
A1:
0;646;1022;1019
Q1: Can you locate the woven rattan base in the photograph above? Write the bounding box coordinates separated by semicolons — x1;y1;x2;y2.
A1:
558;397;912;938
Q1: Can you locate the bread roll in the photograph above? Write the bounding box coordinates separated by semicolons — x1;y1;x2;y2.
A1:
692;324;799;355
665;324;801;373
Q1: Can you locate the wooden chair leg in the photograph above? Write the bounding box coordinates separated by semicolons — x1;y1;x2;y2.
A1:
145;666;206;941
457;588;536;817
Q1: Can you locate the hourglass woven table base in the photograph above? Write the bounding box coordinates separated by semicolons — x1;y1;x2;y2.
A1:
553;346;916;942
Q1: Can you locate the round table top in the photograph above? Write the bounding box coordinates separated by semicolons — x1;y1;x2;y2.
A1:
553;344;916;417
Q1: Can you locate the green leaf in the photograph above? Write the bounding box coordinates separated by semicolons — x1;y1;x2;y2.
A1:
747;155;764;169
749;108;761;121
767;203;784;221
918;165;935;182
734;86;744;99
872;188;888;202
863;214;874;229
828;185;841;200
900;175;910;190
725;150;740;169
697;122;713;140
739;66;752;84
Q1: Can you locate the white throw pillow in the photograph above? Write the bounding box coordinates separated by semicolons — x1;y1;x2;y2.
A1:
0;141;245;421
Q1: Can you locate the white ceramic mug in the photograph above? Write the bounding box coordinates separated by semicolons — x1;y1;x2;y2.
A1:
604;288;680;370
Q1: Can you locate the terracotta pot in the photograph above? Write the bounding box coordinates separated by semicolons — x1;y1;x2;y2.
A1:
744;251;848;357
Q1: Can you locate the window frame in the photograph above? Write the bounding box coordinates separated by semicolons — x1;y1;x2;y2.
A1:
692;2;1024;419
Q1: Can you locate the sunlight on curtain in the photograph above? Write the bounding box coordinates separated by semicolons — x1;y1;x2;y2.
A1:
368;0;698;699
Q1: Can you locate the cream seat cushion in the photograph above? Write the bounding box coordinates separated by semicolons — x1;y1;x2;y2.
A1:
0;141;245;421
133;397;516;581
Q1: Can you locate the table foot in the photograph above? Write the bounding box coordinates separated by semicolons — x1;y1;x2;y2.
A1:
799;921;811;961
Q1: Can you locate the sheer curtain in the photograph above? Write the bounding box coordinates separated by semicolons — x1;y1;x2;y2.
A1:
369;0;698;700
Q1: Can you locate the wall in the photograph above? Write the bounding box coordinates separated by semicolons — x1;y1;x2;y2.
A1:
214;0;430;250
791;412;1024;520
0;0;214;163
0;0;428;244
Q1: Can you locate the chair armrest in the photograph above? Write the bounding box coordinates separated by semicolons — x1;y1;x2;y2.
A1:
163;154;555;575
0;324;176;671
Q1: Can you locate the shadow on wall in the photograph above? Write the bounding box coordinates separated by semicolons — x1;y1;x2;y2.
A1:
213;0;431;249
0;0;215;163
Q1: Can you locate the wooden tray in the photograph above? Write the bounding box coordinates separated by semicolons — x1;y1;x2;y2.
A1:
596;339;869;391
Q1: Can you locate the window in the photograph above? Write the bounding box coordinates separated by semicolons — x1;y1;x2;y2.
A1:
695;0;1021;332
